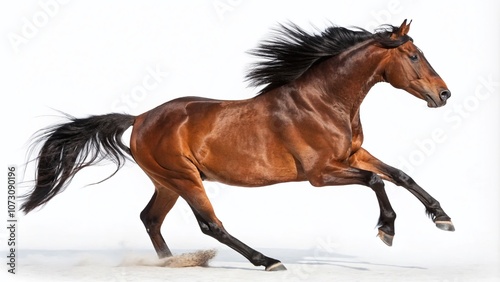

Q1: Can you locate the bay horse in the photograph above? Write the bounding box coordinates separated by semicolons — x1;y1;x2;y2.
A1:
21;20;454;271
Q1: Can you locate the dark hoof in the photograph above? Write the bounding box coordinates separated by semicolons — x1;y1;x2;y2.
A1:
265;262;287;271
378;229;394;246
435;221;455;232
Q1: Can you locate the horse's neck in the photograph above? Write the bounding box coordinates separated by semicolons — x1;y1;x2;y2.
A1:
302;42;387;117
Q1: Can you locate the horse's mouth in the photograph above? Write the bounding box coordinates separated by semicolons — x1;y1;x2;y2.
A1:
425;94;442;108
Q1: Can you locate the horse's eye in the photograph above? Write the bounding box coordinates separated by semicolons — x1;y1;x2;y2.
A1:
409;54;418;62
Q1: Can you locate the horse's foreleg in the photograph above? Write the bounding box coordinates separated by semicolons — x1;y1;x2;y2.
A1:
349;148;454;232
306;162;396;246
140;183;179;258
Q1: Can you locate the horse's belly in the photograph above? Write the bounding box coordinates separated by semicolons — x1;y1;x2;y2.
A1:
195;146;304;187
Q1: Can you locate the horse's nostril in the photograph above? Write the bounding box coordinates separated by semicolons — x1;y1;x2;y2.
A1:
440;90;451;101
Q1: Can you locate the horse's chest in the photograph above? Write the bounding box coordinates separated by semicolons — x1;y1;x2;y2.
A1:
327;123;364;161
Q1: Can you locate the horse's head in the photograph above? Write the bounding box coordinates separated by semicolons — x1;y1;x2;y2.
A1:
383;20;451;108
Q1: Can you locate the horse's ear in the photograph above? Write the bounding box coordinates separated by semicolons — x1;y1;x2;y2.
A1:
391;19;412;39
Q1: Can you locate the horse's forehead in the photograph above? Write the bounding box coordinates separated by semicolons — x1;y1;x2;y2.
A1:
395;40;419;53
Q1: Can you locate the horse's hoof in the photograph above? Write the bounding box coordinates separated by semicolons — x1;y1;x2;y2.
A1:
435;220;455;232
378;229;394;246
265;262;287;271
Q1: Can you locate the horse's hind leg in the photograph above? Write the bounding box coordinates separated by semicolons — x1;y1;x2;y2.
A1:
154;172;286;271
186;189;286;271
190;204;286;271
140;182;179;258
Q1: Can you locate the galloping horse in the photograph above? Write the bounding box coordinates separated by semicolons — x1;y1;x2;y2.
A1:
22;20;454;271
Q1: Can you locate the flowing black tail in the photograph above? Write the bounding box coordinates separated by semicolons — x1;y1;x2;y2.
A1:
21;113;135;214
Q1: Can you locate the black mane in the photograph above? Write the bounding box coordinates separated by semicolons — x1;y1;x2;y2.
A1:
246;23;411;94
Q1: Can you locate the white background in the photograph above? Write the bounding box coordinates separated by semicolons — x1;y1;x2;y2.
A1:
1;0;499;276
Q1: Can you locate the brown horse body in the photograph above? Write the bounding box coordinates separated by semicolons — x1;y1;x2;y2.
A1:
22;20;454;271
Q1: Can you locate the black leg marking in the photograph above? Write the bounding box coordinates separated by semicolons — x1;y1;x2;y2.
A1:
369;174;396;246
190;206;286;271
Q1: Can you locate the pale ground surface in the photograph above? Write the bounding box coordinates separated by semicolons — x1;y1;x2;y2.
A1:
2;248;499;282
